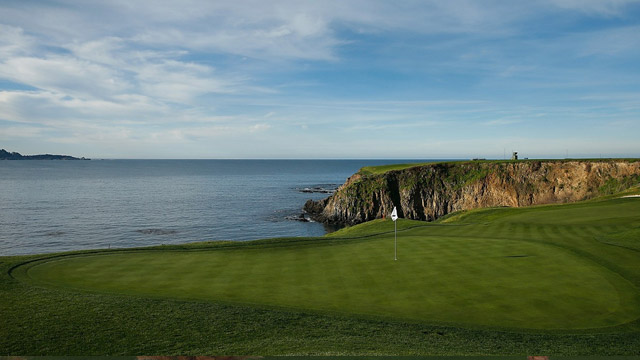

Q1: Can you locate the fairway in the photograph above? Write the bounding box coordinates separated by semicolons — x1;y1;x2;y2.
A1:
14;197;640;331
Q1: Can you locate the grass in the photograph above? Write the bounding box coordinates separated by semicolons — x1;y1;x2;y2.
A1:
358;158;640;176
358;162;442;175
2;196;640;355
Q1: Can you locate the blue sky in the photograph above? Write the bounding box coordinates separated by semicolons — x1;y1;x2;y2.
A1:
0;0;639;159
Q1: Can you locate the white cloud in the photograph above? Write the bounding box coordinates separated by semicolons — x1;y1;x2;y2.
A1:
50;126;134;144
483;119;523;126
1;1;639;158
249;123;271;132
0;1;535;65
0;56;131;98
0;126;44;139
0;90;165;125
146;122;272;143
136;60;237;103
0;24;35;58
0;33;254;113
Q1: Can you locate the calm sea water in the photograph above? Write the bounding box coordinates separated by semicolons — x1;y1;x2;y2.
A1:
0;159;435;255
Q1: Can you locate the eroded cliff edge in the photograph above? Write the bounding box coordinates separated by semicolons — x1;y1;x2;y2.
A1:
304;160;640;226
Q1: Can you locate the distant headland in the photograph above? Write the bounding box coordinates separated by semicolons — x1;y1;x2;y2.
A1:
0;149;89;160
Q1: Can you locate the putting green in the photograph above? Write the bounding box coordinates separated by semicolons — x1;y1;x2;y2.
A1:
19;198;640;331
17;199;640;329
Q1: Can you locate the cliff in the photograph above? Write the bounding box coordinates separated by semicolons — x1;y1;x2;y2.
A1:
304;160;640;226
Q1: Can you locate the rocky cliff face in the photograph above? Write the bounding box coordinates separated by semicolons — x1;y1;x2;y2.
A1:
304;160;640;226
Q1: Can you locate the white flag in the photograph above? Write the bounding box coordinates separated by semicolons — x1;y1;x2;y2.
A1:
391;207;398;221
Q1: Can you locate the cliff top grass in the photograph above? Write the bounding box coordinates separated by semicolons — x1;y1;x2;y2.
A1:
358;158;640;176
3;195;640;355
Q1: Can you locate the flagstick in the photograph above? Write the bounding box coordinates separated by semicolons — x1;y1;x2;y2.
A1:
391;206;398;261
394;219;397;261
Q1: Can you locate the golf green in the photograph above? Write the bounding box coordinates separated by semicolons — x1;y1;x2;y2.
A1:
17;197;640;331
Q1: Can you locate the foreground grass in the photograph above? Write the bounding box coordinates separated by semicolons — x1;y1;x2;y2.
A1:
2;197;640;355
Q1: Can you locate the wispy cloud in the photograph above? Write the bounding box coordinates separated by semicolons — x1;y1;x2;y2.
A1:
0;24;35;58
0;125;44;139
1;0;639;158
0;56;132;99
483;119;524;126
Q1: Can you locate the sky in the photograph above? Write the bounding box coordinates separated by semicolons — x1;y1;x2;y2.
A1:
0;0;639;159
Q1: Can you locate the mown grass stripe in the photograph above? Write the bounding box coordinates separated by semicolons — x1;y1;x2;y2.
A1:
5;196;640;356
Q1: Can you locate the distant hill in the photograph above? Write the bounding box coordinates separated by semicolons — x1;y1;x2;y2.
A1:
0;149;89;160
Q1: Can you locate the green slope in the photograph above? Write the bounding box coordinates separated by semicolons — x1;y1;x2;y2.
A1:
3;196;640;354
12;198;640;331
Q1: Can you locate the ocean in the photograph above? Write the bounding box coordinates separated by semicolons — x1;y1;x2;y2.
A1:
0;159;434;255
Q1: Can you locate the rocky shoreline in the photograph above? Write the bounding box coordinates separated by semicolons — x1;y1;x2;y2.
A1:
304;159;640;227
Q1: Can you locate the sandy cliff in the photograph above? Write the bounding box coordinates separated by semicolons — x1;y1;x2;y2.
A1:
304;160;640;226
